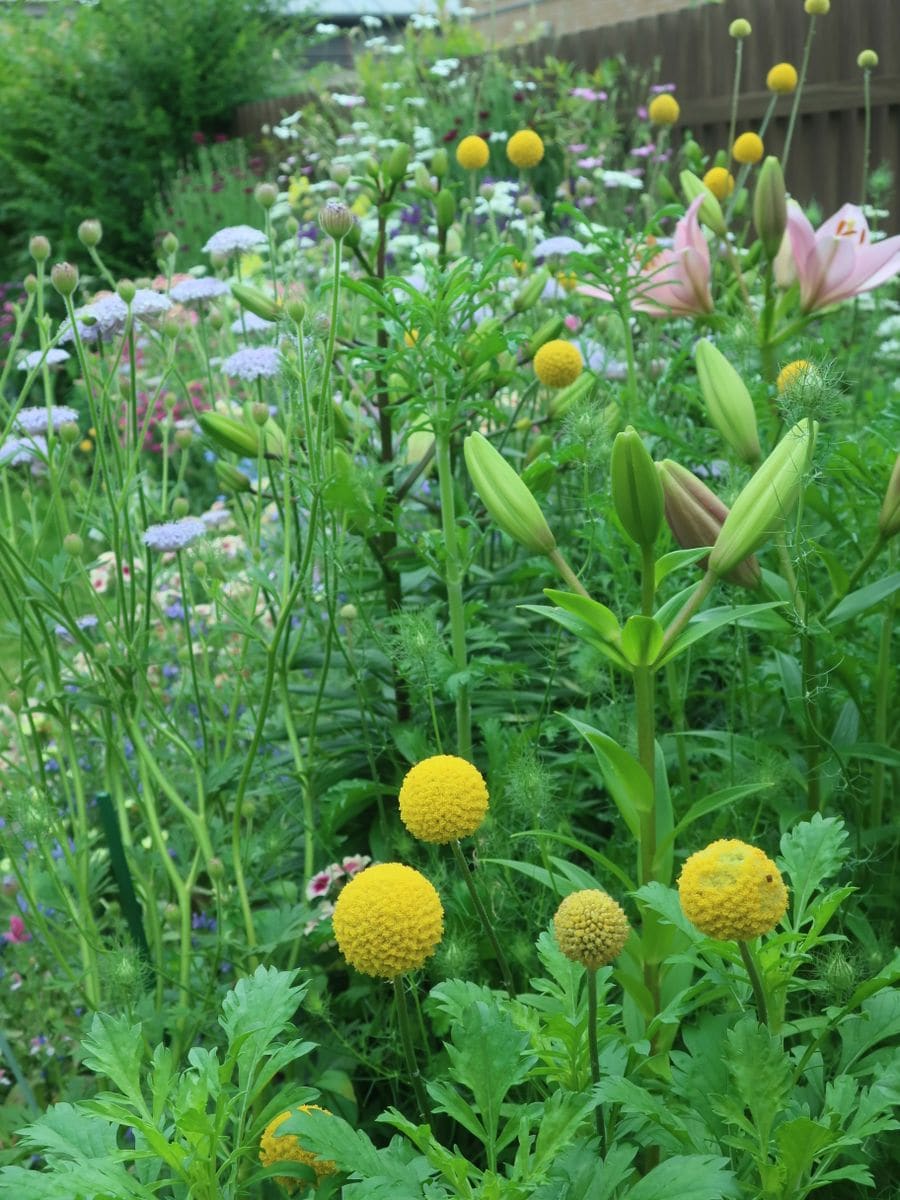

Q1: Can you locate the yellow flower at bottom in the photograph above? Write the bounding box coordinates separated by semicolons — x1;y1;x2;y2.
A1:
534;339;583;388
776;359;819;393
648;94;680;126
507;129;545;169
703;167;735;201
332;863;444;978
678;838;787;941
456;135;490;170
399;754;489;843
732;132;764;164
554;890;630;969
259;1105;336;1193
767;62;798;94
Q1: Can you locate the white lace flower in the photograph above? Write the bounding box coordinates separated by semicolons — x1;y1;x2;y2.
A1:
202;226;267;256
143;517;207;553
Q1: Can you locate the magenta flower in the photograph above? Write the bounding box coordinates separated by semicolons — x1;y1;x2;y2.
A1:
3;915;30;943
305;870;334;900
778;202;900;312
570;87;608;101
579;195;713;317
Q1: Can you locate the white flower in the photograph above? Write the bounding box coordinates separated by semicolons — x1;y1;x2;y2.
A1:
314;22;339;34
600;169;644;191
202;225;267;256
59;291;170;343
16;406;79;435
409;12;440;29
18;348;70;371
331;92;366;108
222;346;281;381
0;435;47;467
364;36;387;49
143;517;207;553
431;57;460;77
231;312;276;335
360;14;382;28
404;96;427;109
170;277;230;303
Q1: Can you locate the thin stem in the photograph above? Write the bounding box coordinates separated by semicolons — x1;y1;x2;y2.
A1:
728;39;744;161
783;16;817;175
861;69;872;206
634;666;656;887
450;839;516;995
619;308;638;422
435;431;472;762
640;543;655;617
656;570;716;662
738;939;769;1027
177;553;209;763
547;547;591;597
0;1028;40;1114
586;968;605;1151
870;541;896;828
393;977;430;1124
823;535;884;614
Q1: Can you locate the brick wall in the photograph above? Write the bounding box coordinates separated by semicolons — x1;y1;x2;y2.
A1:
468;0;698;44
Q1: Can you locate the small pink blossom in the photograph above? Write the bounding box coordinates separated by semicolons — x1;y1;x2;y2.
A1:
306;870;334;900
3;915;30;943
564;314;582;332
569;87;608;101
341;854;371;876
567;143;587;153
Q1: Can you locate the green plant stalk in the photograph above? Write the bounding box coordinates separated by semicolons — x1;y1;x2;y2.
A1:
801;632;822;812
451;839;516;995
634;666;656;888
547;547;591;597
618;305;638;422
870;542;896;827
318;233;344;438
0;1027;39;1115
177;553;210;763
665;659;692;804
861;68;873;205
586;968;605;1151
726;95;778;226
656;569;716;662
435;430;472;762
393;977;430;1124
738;939;769;1027
782;15;817;175
727;38;744;163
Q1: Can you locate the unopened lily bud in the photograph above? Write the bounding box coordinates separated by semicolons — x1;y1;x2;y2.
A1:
231;283;280;321
521;316;565;363
525;434;553;465
117;279;136;304
199;412;261;457
161;231;179;256
709;419;817;577
878;455;900;540
658;460;760;587
29;235;51;262
78;219;102;247
611;426;664;548
695;340;761;463
435;188;456;230
546;370;596;419
50;261;79;297
413;162;432;190
215;461;253;493
680;169;727;238
255;182;278;209
63;533;84;557
464;431;556;555
431;148;449;178
512;267;550;313
753;156;787;260
387;143;410;183
318;200;355;240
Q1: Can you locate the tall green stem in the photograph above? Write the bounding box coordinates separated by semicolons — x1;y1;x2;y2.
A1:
547;547;591;597
738;939;769;1027
435;431;471;762
393;977;430;1123
450;839;516;995
861;67;873;206
782;16;817;175
727;38;744;160
870;542;896;827
586;969;605;1150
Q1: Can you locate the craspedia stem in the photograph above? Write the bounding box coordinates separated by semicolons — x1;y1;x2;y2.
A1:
738;939;769;1027
586;968;605;1151
393;976;430;1123
450;839;516;994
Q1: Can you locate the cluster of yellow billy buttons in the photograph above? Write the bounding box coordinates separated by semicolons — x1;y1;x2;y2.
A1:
455;129;545;172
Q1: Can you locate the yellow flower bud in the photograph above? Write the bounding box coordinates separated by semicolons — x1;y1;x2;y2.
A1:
804;0;829;13
857;49;878;69
507;129;545;168
464;431;556;555
648;94;680;126
456;135;490;170
732;132;764;165
766;63;798;94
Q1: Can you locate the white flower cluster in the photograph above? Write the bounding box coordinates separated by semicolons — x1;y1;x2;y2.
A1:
143;517;207;553
202;226;267;257
170;277;230;304
16;406;79;435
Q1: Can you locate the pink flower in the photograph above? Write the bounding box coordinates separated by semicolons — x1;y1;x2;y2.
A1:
3;915;30;943
778;202;900;312
570;87;608;101
305;870;334;900
579;195;713;317
341;854;371;877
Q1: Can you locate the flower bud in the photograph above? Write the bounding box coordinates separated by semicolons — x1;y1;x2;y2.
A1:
680;169;727;237
207;856;225;880
215;461;253;493
231;283;280;321
546;370;596;419
878;455;900;540
611;426;664;548
431;148;449;178
512;267;550;313
59;422;80;445
285;216;299;237
525;433;553;466
658;459;760;588
695;339;761;463
161;231;179;256
521;316;565;363
163;317;181;339
207;307;224;330
199;412;261;457
7;689;23;713
318;200;355;240
29;235;51;262
340;602;358;622
729;18;752;37
464;431;556;556
857;49;878;69
255;182;278;209
174;428;193;449
50;261;79;297
172;497;190;518
251;402;270;426
387;143;410;183
804;0;829;13
77;219;102;247
117;279;136;304
330;162;352;186
413;162;432;190
435;188;456;231
753;156;787;260
709;419;817;577
63;533;84;557
284;294;306;324
24;274;38;295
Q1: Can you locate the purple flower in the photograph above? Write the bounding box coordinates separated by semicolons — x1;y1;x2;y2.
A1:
230;312;275;335
534;235;585;259
16;406;79;435
569;87;608;101
222;346;280;381
170;277;231;304
650;83;676;94
18;348;70;371
142;517;207;553
202;226;267;256
0;434;47;466
576;156;605;170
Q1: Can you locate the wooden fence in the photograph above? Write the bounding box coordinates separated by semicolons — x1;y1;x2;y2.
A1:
234;0;900;232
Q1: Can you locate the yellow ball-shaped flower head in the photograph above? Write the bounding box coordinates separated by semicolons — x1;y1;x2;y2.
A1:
554;890;630;969
648;94;680;126
399;754;489;844
732;132;764;164
457;135;490;171
259;1105;336;1193
534;340;583;388
332;862;444;978
507;130;545;169
678;839;788;941
804;0;829;14
767;63;799;94
703;167;736;201
776;359;820;393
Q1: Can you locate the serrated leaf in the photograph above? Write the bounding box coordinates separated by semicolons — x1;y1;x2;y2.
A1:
80;1014;147;1111
219;966;308;1084
530;1089;601;1175
774;1117;837;1193
532;1142;638;1200
624;1154;739;1199
838;990;900;1074
279;1108;429;1193
633;881;701;942
725;1017;791;1147
779;814;848;926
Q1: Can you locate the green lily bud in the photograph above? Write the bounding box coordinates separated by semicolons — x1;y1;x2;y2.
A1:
199;412;261;457
695;339;761;463
521;316;565;363
878;454;900;540
414;163;432;190
610;426;664;548
435;188;456;231
215;461;253;493
431;148;449;178
546;370;596;419
525;433;553;465
657;459;760;588
753;156;787;260
464;431;556;555
241;401;286;458
231;283;280;321
680;169;727;238
387;143;410;183
709;419;817;577
512;267;551;313
656;175;678;204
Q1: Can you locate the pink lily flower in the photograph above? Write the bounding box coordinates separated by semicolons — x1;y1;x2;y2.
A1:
579;195;713;316
777;201;900;312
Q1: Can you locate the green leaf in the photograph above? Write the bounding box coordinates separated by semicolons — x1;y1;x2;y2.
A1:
655;602;785;667
277;1107;429;1194
80;1014;147;1110
654;548;711;589
620;616;664;667
625;1155;740;1199
522;604;632;670
827;571;900;626
725;1016;792;1147
219;966;308;1085
838;990;900;1074
779;814;848;926
532;1142;638;1200
567;718;653;842
774;1117;837;1194
530;1090;601;1175
512;830;636;893
544;589;622;641
654;782;770;872
633;882;702;942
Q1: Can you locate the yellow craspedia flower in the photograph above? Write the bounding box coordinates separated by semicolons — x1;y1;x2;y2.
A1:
403;328;419;347
332;862;444;978
804;0;829;14
398;755;489;844
678;839;788;941
553;890;630;969
732;132;764;164
456;135;490;170
507;130;545;169
703;167;736;201
776;359;819;392
767;62;799;94
648;94;680;126
259;1105;336;1193
556;270;578;293
534;340;583;388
